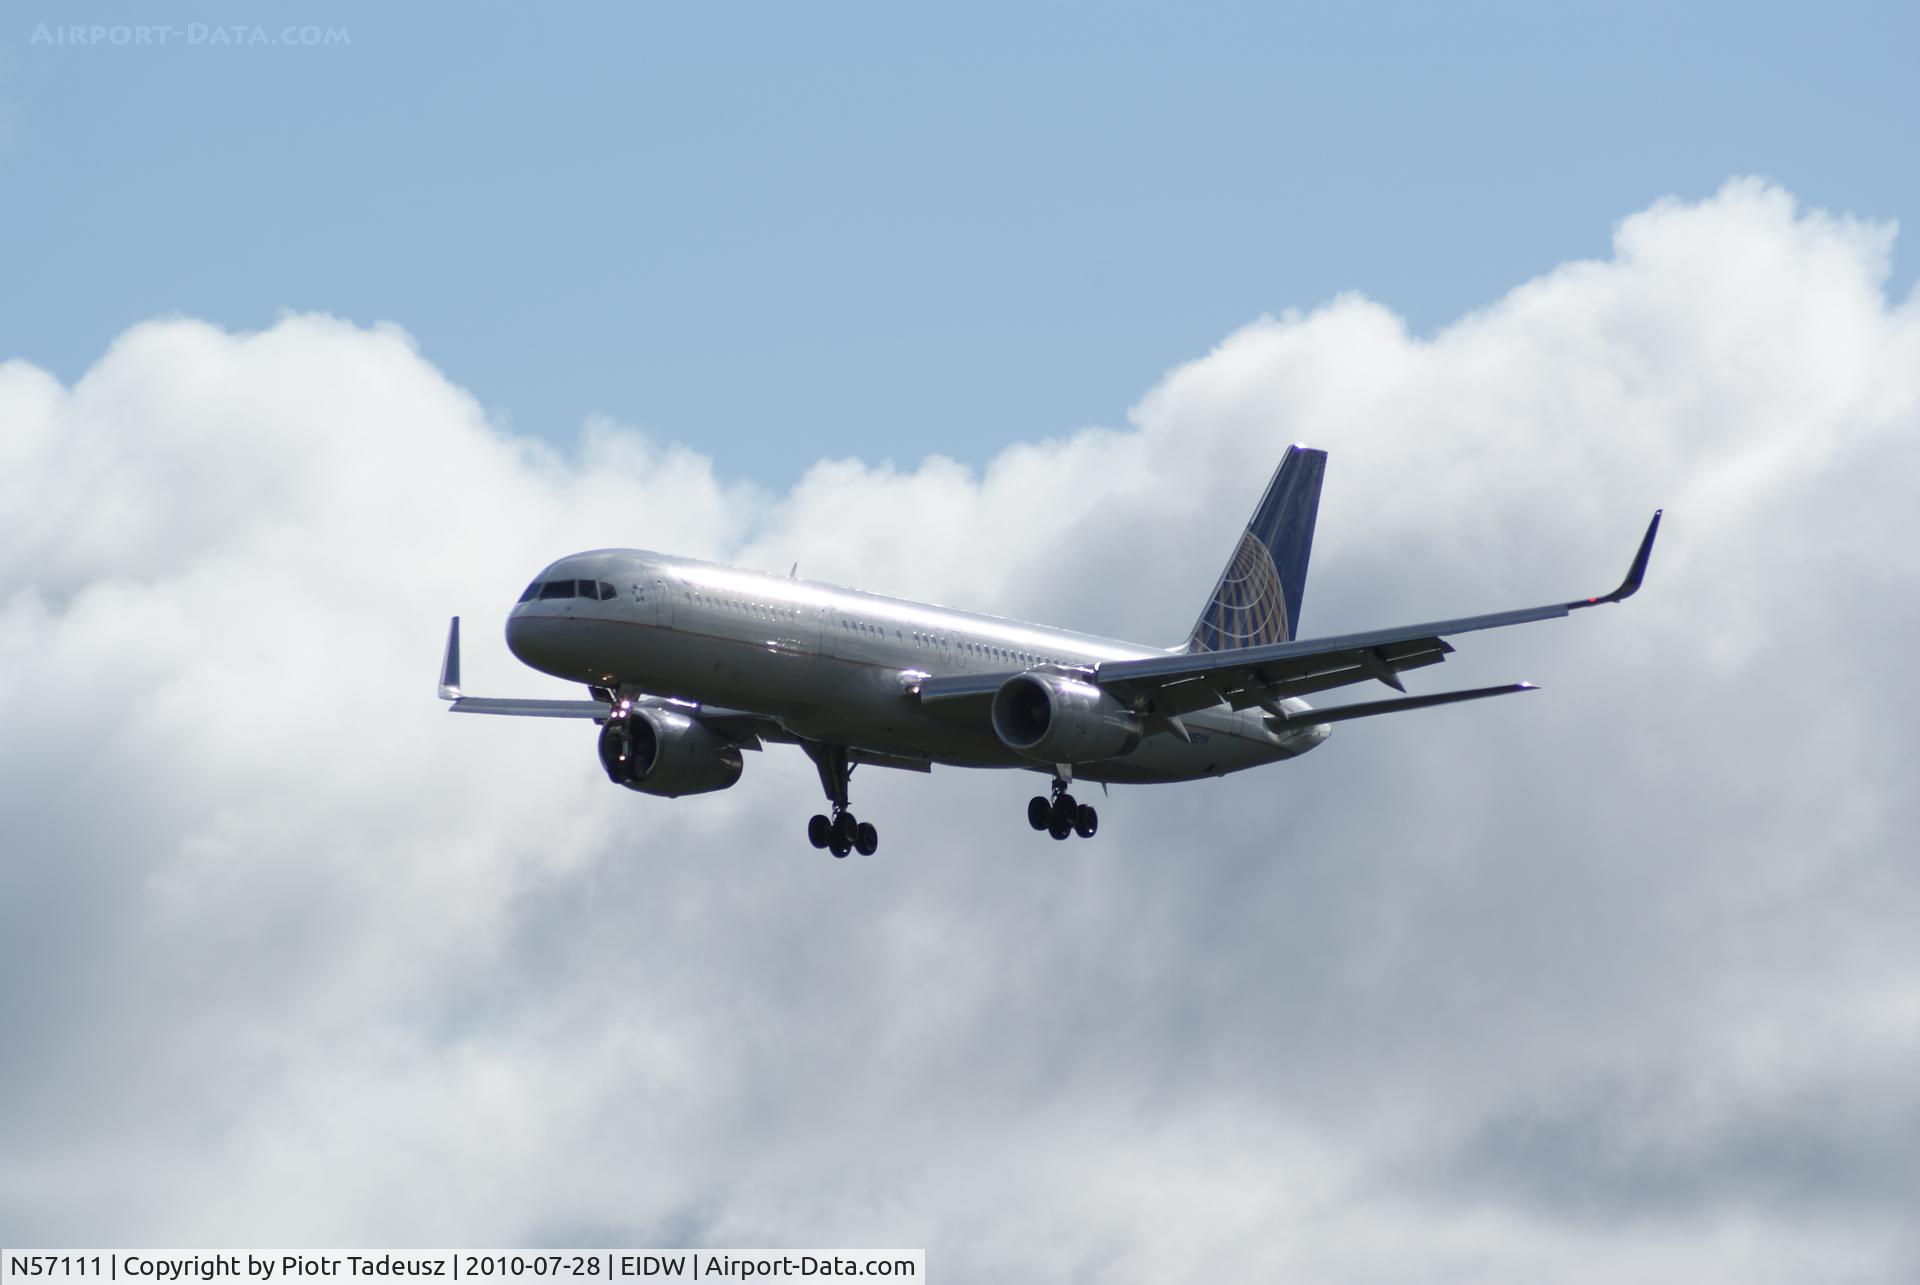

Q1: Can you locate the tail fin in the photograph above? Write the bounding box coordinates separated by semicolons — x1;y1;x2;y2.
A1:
1184;444;1326;652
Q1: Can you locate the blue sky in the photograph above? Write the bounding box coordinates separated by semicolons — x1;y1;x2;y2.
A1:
3;0;1914;485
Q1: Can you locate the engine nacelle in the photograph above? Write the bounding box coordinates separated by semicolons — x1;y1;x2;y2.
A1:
597;705;744;797
990;672;1143;764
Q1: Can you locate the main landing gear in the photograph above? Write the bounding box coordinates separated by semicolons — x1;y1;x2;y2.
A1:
1028;774;1097;841
804;744;878;858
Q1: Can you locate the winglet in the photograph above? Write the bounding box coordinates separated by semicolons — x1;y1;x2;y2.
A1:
438;616;463;701
1574;510;1661;609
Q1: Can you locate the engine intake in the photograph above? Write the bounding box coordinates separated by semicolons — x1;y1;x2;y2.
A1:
597;705;744;797
990;672;1142;764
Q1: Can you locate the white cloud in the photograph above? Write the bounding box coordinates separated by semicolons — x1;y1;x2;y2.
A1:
2;180;1916;1280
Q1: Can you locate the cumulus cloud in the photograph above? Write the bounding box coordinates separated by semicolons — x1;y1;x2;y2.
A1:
2;179;1917;1281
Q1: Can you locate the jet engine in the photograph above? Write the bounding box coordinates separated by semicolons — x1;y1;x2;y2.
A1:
990;672;1142;763
597;705;744;797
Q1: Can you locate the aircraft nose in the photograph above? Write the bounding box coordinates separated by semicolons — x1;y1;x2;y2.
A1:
504;603;581;681
504;610;540;667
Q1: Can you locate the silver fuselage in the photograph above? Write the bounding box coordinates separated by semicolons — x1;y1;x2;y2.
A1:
505;549;1328;784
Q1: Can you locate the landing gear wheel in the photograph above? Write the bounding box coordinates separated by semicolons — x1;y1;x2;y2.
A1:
1048;815;1073;840
854;821;879;856
1074;804;1098;839
806;745;863;857
1028;796;1052;830
1051;795;1078;830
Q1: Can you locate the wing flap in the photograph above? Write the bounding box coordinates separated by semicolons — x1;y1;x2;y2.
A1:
914;672;1010;704
850;747;934;773
448;697;611;718
911;669;1021;726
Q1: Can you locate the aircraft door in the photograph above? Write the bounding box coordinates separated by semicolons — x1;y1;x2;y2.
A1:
821;603;847;660
769;597;816;659
628;575;670;627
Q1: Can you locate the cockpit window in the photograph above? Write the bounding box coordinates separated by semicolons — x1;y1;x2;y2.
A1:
596;581;617;600
519;581;541;603
539;580;572;600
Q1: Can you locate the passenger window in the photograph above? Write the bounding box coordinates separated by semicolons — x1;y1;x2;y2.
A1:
540;580;572;600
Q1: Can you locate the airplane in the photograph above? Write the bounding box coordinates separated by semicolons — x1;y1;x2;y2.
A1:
438;445;1661;857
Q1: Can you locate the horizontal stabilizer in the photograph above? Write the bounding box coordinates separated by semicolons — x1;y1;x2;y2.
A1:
1268;682;1536;729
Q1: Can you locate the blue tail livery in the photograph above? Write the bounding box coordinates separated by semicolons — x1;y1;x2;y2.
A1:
1185;444;1327;652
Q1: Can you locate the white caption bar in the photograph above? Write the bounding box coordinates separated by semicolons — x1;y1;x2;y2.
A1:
1;1253;923;1284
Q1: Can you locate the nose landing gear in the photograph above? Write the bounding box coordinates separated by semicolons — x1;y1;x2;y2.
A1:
804;744;880;857
1028;773;1097;841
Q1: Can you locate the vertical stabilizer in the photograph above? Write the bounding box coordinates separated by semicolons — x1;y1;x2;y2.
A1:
1185;445;1326;652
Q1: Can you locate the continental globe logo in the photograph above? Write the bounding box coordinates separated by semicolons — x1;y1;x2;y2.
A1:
1190;531;1290;651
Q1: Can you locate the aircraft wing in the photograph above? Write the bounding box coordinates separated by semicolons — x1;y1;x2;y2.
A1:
436;618;606;715
435;616;788;748
1092;510;1661;720
443;695;611;717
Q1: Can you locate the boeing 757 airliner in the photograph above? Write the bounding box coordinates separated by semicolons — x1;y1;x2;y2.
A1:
439;446;1660;856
